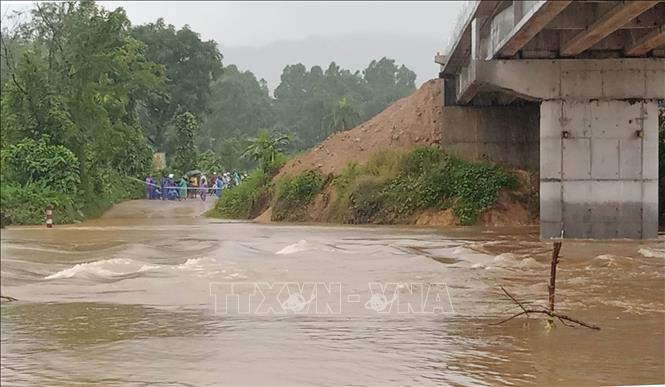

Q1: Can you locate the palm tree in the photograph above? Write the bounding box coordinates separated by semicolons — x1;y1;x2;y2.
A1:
326;97;361;136
241;130;291;172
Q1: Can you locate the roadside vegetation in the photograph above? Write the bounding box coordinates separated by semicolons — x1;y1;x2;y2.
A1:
273;170;326;221
208;169;271;219
326;148;517;225
0;1;417;225
212;146;517;226
0;3;160;225
207;132;289;219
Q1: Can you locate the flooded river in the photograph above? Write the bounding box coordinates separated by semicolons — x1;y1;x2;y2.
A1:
1;199;664;386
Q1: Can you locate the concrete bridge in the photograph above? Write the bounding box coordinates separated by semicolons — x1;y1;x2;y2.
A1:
437;0;664;239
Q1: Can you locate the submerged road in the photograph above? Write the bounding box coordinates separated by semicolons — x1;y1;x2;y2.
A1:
1;199;663;385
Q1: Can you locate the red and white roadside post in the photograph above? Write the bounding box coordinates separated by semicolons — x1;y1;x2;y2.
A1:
46;204;54;229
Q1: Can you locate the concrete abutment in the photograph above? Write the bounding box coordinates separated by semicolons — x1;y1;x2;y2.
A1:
440;104;539;170
439;58;663;239
540;99;659;239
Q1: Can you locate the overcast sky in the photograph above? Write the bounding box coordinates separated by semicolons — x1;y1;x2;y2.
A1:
97;1;466;47
2;1;465;46
1;1;467;89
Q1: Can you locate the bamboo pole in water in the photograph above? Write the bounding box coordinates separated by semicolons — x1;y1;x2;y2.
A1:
548;241;562;313
493;240;600;330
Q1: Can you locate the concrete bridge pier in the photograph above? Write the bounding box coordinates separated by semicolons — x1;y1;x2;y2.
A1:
437;0;665;239
540;98;659;239
446;58;663;239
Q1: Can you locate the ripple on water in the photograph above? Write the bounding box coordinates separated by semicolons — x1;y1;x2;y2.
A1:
1;218;664;386
638;247;665;258
41;255;244;283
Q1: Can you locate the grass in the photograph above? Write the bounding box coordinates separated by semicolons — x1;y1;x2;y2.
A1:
209;169;271;219
272;169;325;221
209;147;518;226
0;166;146;226
327;147;517;225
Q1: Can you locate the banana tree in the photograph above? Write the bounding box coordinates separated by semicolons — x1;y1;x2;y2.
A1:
241;131;291;172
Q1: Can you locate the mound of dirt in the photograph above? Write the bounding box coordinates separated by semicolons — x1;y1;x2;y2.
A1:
261;78;539;226
276;79;443;179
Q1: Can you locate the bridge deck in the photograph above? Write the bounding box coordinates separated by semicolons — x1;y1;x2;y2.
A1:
440;0;665;78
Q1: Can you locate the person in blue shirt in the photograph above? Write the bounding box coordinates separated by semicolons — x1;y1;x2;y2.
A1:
161;175;168;201
167;174;178;200
215;176;224;197
152;176;159;199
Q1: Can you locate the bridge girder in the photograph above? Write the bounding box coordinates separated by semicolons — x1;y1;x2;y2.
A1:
561;1;660;56
440;0;665;83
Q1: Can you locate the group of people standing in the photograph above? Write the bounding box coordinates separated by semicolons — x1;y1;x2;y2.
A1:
144;171;245;202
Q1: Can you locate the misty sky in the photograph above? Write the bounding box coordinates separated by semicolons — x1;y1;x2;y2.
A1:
96;1;466;47
2;1;467;89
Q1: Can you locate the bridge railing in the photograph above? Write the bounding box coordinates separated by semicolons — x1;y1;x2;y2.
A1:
443;0;479;56
444;0;547;60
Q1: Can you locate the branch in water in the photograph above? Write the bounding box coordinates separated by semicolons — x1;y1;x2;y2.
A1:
493;287;600;330
500;286;530;316
491;308;600;330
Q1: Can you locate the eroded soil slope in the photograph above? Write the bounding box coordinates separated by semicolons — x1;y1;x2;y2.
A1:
277;79;443;179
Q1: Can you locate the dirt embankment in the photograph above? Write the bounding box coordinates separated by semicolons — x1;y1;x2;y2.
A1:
264;79;538;226
276;79;444;179
414;170;539;227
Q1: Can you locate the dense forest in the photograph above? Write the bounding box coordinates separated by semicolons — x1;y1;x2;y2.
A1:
0;0;416;224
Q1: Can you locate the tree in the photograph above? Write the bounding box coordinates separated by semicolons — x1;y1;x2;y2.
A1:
241;131;290;173
326;96;361;134
214;136;255;172
2;137;80;193
272;58;416;150
197;149;224;175
362;57;416;118
200;65;275;148
1;1;166;199
172;112;199;173
132;18;223;151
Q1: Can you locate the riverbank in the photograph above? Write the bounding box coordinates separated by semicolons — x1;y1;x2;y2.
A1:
209;147;538;227
1;197;217;230
0;183;145;228
209;79;539;227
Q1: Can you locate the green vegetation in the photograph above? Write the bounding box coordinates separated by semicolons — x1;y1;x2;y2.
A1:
273;170;325;221
200;58;417;160
209;170;270;219
197;150;225;176
199;65;274;172
2;138;80;193
172;112;199;173
210;134;294;220
131;18;223;153
211;147;516;226
241;131;291;174
328;148;516;225
0;2;161;225
1;138;78;224
326;97;361;133
0;184;78;225
0;1;419;225
272;59;416;149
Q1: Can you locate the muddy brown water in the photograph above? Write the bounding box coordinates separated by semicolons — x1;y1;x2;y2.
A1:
1;199;663;386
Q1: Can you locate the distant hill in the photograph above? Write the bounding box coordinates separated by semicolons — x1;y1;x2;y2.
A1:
219;33;445;94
